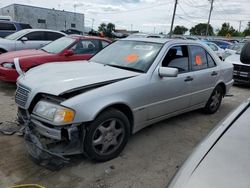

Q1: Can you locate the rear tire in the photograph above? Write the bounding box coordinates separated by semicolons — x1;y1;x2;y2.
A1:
203;85;223;114
84;108;130;162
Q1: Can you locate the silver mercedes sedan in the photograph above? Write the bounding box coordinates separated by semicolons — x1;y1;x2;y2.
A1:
15;38;233;163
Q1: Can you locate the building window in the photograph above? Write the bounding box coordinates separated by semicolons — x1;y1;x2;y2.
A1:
71;23;76;28
38;19;46;24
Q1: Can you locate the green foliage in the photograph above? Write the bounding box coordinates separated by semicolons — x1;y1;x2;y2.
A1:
217;22;240;37
243;22;250;37
98;22;115;37
173;25;188;35
189;23;214;36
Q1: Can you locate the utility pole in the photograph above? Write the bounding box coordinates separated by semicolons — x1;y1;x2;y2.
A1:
169;0;178;38
239;20;242;32
206;0;214;36
91;18;95;30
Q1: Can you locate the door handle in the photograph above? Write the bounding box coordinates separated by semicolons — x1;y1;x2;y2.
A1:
184;76;193;82
211;71;218;76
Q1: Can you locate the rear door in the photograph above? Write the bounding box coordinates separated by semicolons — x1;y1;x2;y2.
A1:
148;45;194;119
188;45;219;106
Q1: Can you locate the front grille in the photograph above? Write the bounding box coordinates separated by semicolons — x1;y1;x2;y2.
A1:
233;64;250;72
15;84;31;108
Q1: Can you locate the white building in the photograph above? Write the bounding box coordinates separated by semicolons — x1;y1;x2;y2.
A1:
0;4;85;32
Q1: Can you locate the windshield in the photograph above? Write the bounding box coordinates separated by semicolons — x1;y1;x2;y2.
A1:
41;37;76;53
91;40;163;73
5;29;30;40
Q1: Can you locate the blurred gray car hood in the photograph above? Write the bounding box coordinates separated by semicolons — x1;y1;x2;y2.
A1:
168;100;250;188
226;53;250;66
18;61;140;95
183;106;250;188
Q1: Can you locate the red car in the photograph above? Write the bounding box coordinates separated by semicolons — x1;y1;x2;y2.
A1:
0;35;111;82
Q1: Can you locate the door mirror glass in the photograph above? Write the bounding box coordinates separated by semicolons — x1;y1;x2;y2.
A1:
158;67;178;77
63;49;74;56
20;37;28;42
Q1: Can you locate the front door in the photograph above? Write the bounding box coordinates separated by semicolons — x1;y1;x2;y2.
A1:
148;45;193;120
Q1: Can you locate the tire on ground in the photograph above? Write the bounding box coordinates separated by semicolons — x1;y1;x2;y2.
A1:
203;85;223;114
84;108;130;162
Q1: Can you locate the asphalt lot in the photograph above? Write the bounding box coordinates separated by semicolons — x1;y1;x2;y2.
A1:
0;80;249;188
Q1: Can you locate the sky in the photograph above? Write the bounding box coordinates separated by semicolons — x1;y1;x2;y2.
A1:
0;0;250;34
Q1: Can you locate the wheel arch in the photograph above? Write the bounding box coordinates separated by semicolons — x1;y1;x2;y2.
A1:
216;82;226;97
93;103;134;134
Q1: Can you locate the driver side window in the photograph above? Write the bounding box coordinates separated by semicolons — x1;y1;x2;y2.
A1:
70;40;99;54
162;45;189;73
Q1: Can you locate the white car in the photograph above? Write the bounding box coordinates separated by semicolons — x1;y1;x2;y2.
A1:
0;29;66;54
224;43;245;58
226;53;250;84
203;41;225;60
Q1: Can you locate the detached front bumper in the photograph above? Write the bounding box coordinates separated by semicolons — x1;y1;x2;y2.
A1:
19;108;85;169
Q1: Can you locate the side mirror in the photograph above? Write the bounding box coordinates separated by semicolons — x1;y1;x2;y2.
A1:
63;49;74;56
20;37;28;42
240;41;250;64
158;67;178;77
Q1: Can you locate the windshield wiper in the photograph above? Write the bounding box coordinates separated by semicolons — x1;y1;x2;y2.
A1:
40;48;48;53
106;64;144;73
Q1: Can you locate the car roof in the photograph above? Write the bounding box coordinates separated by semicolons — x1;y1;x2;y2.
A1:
66;35;112;42
120;37;172;44
120;37;204;45
0;20;29;25
20;28;66;34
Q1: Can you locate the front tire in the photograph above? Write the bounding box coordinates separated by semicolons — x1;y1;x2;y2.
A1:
84;108;130;162
203;85;224;114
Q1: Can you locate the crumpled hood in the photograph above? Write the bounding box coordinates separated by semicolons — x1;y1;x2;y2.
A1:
0;49;47;63
225;53;250;66
18;61;141;96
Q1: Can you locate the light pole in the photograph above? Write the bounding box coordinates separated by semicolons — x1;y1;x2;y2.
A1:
169;0;178;38
206;0;214;36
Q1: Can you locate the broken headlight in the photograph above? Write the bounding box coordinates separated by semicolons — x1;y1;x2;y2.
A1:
33;101;75;124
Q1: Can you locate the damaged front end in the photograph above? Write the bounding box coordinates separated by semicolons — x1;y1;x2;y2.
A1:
17;99;86;170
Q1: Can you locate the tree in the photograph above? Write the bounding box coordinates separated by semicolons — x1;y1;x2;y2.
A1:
243;22;250;36
98;22;115;37
173;25;188;35
190;23;214;36
217;22;240;37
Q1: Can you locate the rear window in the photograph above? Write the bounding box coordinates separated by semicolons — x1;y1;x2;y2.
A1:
46;32;64;41
19;23;32;29
0;22;16;31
